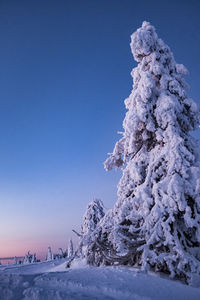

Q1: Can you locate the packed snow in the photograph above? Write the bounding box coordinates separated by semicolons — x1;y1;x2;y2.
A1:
0;259;200;299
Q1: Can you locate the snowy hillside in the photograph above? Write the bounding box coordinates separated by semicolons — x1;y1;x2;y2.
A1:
0;260;200;300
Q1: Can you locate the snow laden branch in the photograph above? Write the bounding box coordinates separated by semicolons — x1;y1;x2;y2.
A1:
72;229;82;237
79;21;200;286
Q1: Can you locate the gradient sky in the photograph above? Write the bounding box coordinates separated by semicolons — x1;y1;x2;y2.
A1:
0;0;200;259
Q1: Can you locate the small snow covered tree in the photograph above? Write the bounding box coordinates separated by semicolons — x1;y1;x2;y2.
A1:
68;239;74;258
85;22;200;285
82;199;105;235
13;256;17;265
66;199;105;268
23;251;32;264
72;199;105;265
46;246;54;261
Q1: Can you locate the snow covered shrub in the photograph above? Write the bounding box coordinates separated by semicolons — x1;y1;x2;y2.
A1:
86;22;200;285
23;251;36;264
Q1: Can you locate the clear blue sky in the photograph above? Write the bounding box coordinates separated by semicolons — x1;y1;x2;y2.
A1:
0;0;199;259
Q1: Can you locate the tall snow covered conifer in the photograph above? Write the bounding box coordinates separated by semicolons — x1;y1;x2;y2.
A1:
87;22;200;285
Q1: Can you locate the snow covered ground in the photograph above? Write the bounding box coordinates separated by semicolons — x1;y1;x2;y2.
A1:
0;259;200;300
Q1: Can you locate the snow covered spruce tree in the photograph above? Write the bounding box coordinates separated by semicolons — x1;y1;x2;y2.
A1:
46;246;54;261
75;199;106;265
82;199;105;236
23;251;32;264
86;22;200;285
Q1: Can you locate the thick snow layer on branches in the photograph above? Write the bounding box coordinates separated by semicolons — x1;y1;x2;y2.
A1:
82;199;105;235
91;21;200;285
75;199;106;265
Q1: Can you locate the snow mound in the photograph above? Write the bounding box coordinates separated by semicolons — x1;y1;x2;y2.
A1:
48;261;68;273
0;263;200;300
70;258;88;269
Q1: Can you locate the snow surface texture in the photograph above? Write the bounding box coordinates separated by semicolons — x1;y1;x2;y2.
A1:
0;260;200;300
79;21;200;286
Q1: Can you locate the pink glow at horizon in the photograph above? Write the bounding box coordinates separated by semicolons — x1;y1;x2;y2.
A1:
1;239;50;259
1;236;78;260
